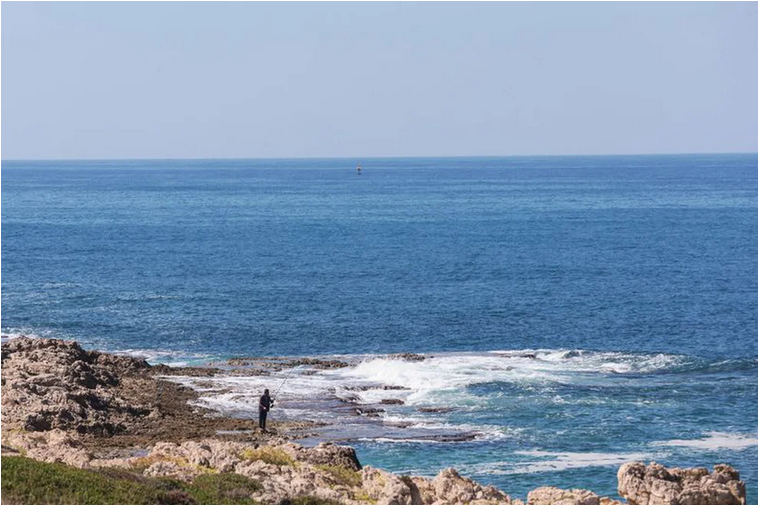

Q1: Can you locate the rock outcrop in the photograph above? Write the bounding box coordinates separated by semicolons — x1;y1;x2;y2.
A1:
1;337;151;434
617;461;746;505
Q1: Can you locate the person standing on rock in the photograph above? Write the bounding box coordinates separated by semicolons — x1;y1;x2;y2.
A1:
259;389;272;431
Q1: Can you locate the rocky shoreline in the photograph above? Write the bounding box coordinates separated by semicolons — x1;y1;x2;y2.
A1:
0;337;747;505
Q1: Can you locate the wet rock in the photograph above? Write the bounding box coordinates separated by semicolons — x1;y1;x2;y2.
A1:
355;407;385;416
380;399;405;405
617;461;746;505
390;353;427;362
345;385;411;392
417;406;454;413
151;364;221;377
285;358;349;369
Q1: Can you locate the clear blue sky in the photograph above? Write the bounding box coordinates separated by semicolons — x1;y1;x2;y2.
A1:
2;2;757;159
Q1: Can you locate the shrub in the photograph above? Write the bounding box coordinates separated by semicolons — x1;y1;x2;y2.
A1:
239;446;295;467
315;464;362;487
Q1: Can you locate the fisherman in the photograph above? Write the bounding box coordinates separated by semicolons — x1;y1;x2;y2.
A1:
259;388;272;432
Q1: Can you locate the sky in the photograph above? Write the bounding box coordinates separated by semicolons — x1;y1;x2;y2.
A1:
2;2;757;160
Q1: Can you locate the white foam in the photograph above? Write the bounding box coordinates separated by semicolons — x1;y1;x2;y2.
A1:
162;348;690;443
653;432;758;451
0;331;44;342
460;450;655;475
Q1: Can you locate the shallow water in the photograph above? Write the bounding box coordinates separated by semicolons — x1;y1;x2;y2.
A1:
3;154;758;497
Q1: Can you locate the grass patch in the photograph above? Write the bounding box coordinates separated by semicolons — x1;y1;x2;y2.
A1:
186;473;262;505
1;456;262;505
315;464;362;487
239;446;295;467
1;456;190;505
353;489;378;503
129;454;217;475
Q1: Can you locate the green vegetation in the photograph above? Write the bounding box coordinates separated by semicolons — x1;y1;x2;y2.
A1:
315;464;362;487
187;473;262;505
0;456;262;505
239;446;295;467
128;454;217;475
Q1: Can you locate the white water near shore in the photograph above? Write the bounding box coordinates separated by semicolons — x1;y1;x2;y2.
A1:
152;348;758;483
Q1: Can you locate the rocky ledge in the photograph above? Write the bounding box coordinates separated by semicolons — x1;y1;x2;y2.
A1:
0;338;748;505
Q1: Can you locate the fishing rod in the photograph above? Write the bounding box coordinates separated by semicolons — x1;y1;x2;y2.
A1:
271;362;298;406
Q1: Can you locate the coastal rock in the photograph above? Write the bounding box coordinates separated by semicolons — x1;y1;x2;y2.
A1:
1;338;151;434
617;462;746;505
143;460;202;482
381;399;406;405
390;353;427;362
430;467;514;504
280;441;362;471
361;466;415;505
285;357;350;369
1;429;93;468
527;487;601;505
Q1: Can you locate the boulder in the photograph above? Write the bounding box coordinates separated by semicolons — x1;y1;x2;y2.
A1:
527;487;600;505
280;441;362;471
430;467;513;504
617;462;746;505
361;466;416;505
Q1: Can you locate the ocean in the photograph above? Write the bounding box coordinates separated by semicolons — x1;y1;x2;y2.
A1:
2;154;757;498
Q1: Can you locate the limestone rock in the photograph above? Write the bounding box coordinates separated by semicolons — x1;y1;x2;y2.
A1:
617;461;746;505
1;429;93;468
361;466;415;505
1;337;151;434
527;487;600;505
430;468;513;504
280;441;362;470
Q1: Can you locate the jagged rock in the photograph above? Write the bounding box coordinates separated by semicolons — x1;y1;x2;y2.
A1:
527;487;600;505
285;357;349;369
390;353;427;362
280;441;362;471
617;461;746;505
1;429;93;468
143;460;202;482
430;468;514;504
1;338;151;434
361;466;415;505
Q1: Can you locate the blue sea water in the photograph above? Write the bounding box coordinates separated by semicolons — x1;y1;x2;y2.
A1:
2;155;758;498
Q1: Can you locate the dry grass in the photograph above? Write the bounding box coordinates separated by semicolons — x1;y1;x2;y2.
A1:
239;446;295;467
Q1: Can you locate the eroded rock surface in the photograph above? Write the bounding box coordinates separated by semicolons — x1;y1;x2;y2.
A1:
1;338;151;434
617;461;746;505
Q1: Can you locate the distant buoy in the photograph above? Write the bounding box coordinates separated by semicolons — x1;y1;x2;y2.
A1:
357;162;362;175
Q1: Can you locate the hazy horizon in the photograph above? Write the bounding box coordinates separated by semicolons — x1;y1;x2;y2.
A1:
4;151;758;163
3;2;757;160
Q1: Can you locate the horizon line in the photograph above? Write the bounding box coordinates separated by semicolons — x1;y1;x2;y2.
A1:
3;151;758;163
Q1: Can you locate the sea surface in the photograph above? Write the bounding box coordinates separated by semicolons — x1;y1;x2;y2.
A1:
3;155;758;498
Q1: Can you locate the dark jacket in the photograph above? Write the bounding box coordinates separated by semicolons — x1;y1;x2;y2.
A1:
259;394;272;412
